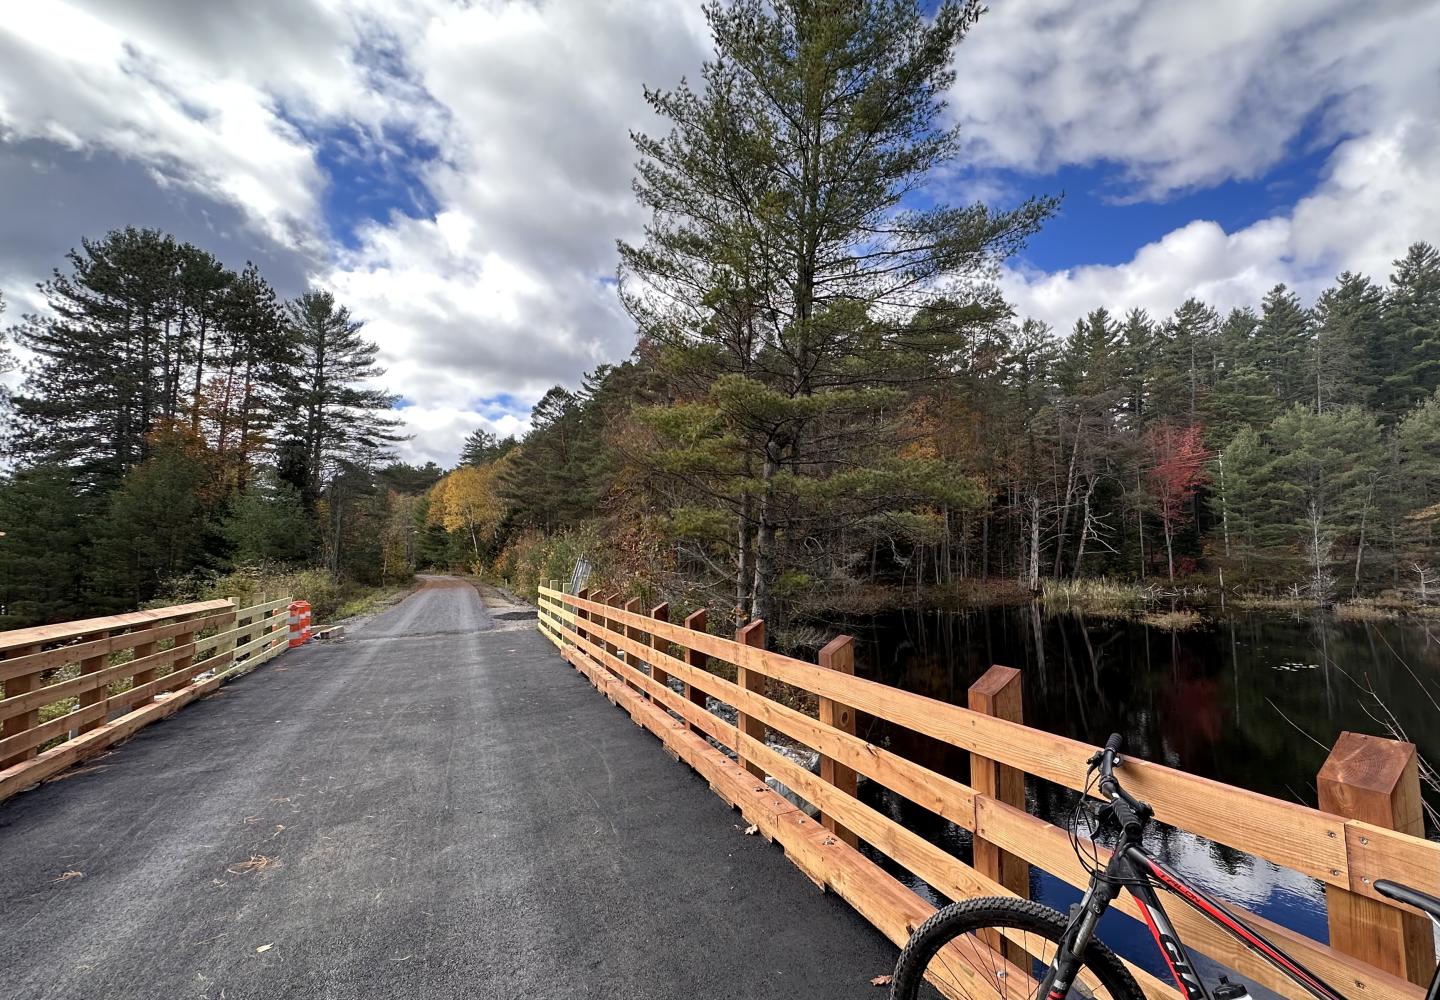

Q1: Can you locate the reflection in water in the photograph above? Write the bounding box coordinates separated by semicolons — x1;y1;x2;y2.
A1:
821;605;1440;984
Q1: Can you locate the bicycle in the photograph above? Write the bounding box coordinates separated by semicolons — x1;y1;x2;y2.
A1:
889;733;1440;1000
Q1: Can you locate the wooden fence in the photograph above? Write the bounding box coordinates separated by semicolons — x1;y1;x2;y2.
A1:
0;596;291;803
537;583;1440;1000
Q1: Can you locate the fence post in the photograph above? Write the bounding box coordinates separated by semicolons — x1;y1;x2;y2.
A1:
77;629;111;734
683;609;708;733
606;593;622;666
969;665;1030;902
0;643;42;769
623;597;642;668
817;635;859;847
127;627;161;709
735;619;767;780
650;603;670;694
575;587;589;646
165;612;201;693
1318;732;1435;985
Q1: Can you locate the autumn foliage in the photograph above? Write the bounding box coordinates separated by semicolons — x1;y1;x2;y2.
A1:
1143;423;1212;580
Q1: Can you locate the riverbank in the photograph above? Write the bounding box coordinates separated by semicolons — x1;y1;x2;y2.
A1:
795;576;1440;623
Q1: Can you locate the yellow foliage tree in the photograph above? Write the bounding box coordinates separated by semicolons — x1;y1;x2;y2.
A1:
428;460;508;561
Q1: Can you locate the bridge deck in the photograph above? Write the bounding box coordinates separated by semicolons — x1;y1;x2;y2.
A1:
0;577;894;999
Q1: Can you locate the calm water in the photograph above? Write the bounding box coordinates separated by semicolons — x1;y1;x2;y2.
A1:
816;604;1440;986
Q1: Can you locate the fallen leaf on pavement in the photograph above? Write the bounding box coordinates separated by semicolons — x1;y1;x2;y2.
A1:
870;974;892;986
743;824;759;835
54;870;84;882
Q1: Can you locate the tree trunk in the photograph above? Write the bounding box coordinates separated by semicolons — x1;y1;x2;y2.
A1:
736;490;754;623
1027;493;1042;592
1353;479;1374;596
751;442;779;628
1163;519;1175;583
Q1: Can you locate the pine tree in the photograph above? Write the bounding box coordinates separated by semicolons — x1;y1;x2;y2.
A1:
1219;425;1271;575
90;427;219;608
618;0;1053;624
207;263;291;491
1311;272;1384;414
1377;242;1440;420
1117;309;1155;429
275;291;404;508
0;464;92;627
459;428;518;466
1206;307;1272;446
1395;390;1440;562
1153;299;1220;426
223;472;312;566
1254;285;1312;411
1265;404;1382;598
15;228;189;485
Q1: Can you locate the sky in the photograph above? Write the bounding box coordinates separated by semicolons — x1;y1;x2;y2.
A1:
1;0;1438;467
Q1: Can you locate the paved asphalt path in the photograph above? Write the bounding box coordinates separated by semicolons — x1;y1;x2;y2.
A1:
0;576;895;999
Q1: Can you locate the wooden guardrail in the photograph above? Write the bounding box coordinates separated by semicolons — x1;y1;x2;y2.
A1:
0;595;292;803
536;583;1440;1000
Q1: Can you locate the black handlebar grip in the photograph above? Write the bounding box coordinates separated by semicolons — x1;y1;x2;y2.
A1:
1105;733;1123;754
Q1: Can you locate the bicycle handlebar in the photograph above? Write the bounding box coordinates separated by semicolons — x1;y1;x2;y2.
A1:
1096;733;1150;839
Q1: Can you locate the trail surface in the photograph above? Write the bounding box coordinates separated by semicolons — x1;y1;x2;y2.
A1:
0;576;893;999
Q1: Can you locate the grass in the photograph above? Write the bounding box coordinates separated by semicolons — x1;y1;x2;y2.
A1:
1141;609;1207;631
1334;598;1405;622
1230;594;1316;612
1040;577;1148;613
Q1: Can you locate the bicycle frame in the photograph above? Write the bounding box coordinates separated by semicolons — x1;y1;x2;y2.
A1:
1101;844;1346;1000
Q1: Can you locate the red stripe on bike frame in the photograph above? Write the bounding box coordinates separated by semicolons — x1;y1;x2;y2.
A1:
1134;899;1187;998
1142;858;1336;1000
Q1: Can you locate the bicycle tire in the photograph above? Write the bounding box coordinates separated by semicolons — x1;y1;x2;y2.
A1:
890;897;1146;1000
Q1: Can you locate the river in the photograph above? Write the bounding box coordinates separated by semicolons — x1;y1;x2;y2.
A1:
815;604;1440;987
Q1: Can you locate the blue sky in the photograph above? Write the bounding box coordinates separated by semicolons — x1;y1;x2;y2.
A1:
2;0;1438;465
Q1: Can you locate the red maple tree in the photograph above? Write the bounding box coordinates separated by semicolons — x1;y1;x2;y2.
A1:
1143;423;1213;581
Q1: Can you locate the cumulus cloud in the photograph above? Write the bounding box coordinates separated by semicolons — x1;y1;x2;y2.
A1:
952;0;1440;199
319;0;709;458
966;1;1440;328
2;0;1438;464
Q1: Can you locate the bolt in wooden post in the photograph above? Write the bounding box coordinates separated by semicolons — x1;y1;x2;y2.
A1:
817;635;859;847
0;643;42;770
1318;732;1435;985
683;609;708;733
77;630;111;733
650;603;670;694
735;619;767;780
969;666;1029;900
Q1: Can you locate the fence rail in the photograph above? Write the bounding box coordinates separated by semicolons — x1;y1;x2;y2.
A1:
0;596;291;803
536;583;1438;1000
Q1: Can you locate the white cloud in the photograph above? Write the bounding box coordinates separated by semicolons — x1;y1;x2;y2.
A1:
952;0;1440;199
319;0;709;461
3;0;1439;467
961;1;1440;329
1002;115;1440;331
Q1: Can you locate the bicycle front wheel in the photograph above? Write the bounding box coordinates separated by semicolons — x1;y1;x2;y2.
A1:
889;897;1145;1000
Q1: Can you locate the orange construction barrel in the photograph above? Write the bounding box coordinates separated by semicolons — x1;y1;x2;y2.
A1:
288;600;312;648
